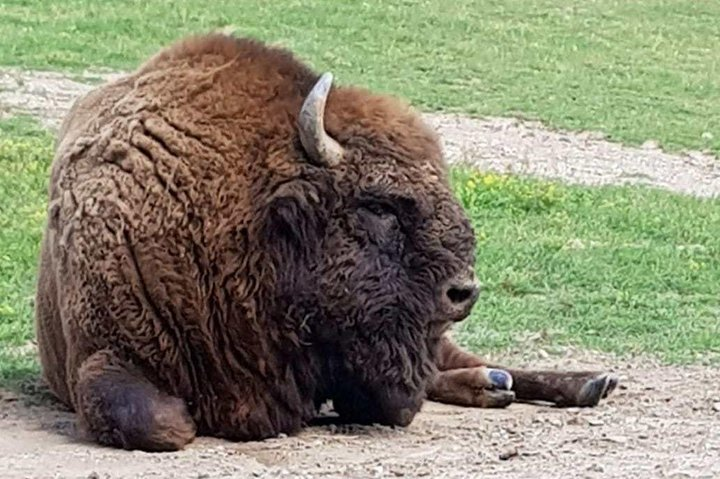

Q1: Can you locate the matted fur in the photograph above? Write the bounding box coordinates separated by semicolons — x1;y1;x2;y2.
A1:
36;33;479;449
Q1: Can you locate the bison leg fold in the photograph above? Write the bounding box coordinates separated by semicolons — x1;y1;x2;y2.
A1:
434;335;618;408
427;367;515;408
73;349;196;451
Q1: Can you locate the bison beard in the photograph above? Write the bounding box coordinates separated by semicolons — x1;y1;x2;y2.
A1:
35;32;618;452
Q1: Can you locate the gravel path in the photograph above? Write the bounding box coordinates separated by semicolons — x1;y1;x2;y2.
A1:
2;349;719;479
1;68;719;478
1;68;718;198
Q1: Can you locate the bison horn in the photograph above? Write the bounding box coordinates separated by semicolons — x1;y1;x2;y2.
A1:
298;72;345;167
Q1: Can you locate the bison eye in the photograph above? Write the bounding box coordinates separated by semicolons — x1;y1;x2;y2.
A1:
356;200;402;246
360;201;395;219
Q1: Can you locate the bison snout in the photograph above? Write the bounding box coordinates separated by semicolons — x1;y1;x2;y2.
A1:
440;277;480;321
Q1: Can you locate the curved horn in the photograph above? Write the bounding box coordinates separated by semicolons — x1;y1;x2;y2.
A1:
298;72;344;167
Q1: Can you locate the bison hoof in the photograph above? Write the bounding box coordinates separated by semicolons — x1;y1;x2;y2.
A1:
484;388;516;408
577;373;619;407
487;368;513;391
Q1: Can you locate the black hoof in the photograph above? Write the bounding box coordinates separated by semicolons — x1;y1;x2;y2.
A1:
485;389;516;408
577;373;620;407
601;374;619;399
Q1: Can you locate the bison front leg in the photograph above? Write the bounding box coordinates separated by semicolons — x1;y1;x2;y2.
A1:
72;349;196;451
498;368;618;407
427;367;515;408
431;335;619;408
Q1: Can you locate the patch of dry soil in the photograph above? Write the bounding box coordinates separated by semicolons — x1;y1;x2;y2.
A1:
1;68;719;198
2;350;719;479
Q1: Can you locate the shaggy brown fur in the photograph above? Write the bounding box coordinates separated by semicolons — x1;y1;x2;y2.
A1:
36;33;617;452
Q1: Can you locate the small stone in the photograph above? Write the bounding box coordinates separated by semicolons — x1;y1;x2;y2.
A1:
566;416;584;426
604;435;628;444
522;450;542;457
712;402;720;413
587;418;605;426
0;391;19;402
666;470;694;478
702;131;714;140
499;446;518;460
548;418;562;427
641;140;659;150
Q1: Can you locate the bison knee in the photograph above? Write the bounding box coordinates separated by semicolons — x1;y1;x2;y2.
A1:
74;350;196;451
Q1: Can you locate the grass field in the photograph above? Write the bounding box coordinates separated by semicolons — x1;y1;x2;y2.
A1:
1;0;719;155
452;168;719;365
0;118;53;383
0;1;719;385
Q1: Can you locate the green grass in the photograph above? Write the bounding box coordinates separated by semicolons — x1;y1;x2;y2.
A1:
0;117;717;387
1;0;719;155
452;168;720;365
0;117;52;384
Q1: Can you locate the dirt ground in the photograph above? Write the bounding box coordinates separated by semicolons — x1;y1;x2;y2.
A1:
1;68;719;478
2;349;719;479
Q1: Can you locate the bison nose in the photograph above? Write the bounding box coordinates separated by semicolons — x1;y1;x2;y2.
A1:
441;278;480;321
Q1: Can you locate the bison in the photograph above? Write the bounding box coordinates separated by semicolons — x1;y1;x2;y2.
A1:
35;32;618;452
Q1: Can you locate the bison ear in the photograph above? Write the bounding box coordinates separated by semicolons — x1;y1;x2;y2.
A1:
298;72;345;168
262;178;333;270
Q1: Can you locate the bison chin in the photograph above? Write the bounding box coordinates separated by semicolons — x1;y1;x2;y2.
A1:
330;379;424;427
322;328;436;428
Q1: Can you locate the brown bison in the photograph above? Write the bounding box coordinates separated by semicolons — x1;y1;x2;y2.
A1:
35;32;618;451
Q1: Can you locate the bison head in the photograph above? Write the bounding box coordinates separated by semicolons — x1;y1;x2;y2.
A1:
263;73;479;427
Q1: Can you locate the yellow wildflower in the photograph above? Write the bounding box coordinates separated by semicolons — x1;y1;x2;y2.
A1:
482;174;498;186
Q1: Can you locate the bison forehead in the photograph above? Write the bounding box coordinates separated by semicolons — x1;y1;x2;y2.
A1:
323;84;445;164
